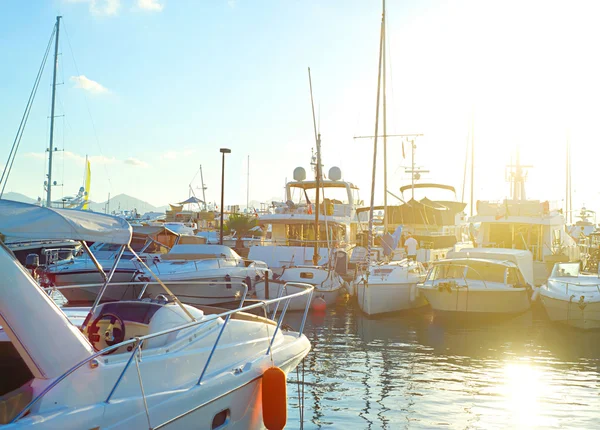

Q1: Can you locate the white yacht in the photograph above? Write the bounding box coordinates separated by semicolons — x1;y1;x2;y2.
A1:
0;200;312;428
470;154;579;286
254;265;346;311
42;225;205;304
136;244;268;306
355;260;427;316
248;164;361;274
418;248;534;315
540;262;600;329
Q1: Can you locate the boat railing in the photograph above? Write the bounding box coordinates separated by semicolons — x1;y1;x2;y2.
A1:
46;279;253;305
12;281;314;424
554;280;600;297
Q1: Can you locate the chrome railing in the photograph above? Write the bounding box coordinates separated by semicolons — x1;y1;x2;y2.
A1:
12;281;314;424
47;279;252;307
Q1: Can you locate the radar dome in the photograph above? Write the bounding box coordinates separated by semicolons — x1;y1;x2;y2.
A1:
328;166;342;181
293;167;306;182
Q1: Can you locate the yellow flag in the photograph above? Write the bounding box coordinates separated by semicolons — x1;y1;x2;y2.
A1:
82;159;91;210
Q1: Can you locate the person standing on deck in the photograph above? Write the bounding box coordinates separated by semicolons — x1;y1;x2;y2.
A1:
404;233;418;261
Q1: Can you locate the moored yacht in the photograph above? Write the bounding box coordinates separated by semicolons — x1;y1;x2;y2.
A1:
43;225;205;304
418;248;534;315
540;262;600;329
248;164;361;274
0;200;312;428
470;153;579;286
355;259;427;316
136;244;268;306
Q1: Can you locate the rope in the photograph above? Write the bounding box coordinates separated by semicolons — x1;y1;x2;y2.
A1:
0;25;56;198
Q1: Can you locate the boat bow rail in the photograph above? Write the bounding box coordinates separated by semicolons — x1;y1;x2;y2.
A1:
10;280;314;425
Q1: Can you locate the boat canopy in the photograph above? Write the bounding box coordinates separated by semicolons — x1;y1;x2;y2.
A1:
177;196;204;205
447;247;534;286
357;198;466;226
400;183;456;195
0;200;132;245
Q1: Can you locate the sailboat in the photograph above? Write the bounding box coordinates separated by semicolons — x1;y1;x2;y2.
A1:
354;1;428;316
253;69;346;311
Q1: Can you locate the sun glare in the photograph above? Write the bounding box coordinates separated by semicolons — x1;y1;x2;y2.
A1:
501;362;551;428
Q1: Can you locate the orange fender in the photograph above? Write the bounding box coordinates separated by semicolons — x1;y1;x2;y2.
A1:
262;366;287;430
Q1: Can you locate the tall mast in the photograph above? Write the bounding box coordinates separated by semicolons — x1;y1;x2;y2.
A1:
46;16;61;207
566;135;571;223
308;68;321;265
366;5;385;270
246;155;250;210
382;0;388;234
199;165;207;210
469;109;474;216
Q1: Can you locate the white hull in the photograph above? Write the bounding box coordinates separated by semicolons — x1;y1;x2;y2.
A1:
419;288;531;314
145;275;247;306
356;281;426;315
57;271;139;304
255;280;340;311
541;294;600;329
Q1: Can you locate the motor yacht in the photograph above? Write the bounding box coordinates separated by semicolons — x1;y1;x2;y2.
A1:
355;259;427;316
42;225;205;304
540;262;600;329
0;200;312;428
254;265;346;311
418;248;534;315
136;244;268;306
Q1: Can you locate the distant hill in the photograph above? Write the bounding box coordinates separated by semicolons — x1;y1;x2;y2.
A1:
1;192;167;215
1;192;37;204
89;194;168;214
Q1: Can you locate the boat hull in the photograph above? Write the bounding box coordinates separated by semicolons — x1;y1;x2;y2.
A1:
356;281;426;316
419;287;531;314
57;270;139;304
541;294;600;329
255;281;340;311
145;275;248;306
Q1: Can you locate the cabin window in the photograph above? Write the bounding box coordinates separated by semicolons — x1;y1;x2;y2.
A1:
465;262;505;283
300;272;314;279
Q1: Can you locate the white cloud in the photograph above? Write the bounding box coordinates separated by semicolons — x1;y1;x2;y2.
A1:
65;0;121;16
124;157;150;168
91;0;121;16
70;75;109;95
25;151;117;166
137;0;163;12
24;152;46;160
161;149;195;160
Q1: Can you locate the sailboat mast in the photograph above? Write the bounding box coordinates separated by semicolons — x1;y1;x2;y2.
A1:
246;155;250;210
366;5;385;269
566;136;571;224
382;0;388;234
469;109;474;216
308;68;321;265
199;165;207;210
46;16;61;207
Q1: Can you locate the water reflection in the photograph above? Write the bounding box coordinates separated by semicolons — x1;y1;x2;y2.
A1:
285;298;600;429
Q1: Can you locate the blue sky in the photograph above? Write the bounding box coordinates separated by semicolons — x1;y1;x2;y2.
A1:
3;0;600;218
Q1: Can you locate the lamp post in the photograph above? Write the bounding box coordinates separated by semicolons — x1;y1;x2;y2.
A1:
219;148;231;245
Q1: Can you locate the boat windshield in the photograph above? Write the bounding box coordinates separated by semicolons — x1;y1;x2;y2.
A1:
429;261;507;283
551;262;580;278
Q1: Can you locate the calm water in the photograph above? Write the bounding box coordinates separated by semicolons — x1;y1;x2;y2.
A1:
283;298;600;429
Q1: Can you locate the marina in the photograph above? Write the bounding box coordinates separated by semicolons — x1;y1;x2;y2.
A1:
3;1;600;429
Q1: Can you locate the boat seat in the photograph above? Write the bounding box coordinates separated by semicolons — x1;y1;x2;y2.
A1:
0;383;32;425
145;304;205;349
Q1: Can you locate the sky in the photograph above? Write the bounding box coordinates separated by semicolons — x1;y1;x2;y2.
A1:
2;0;600;221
